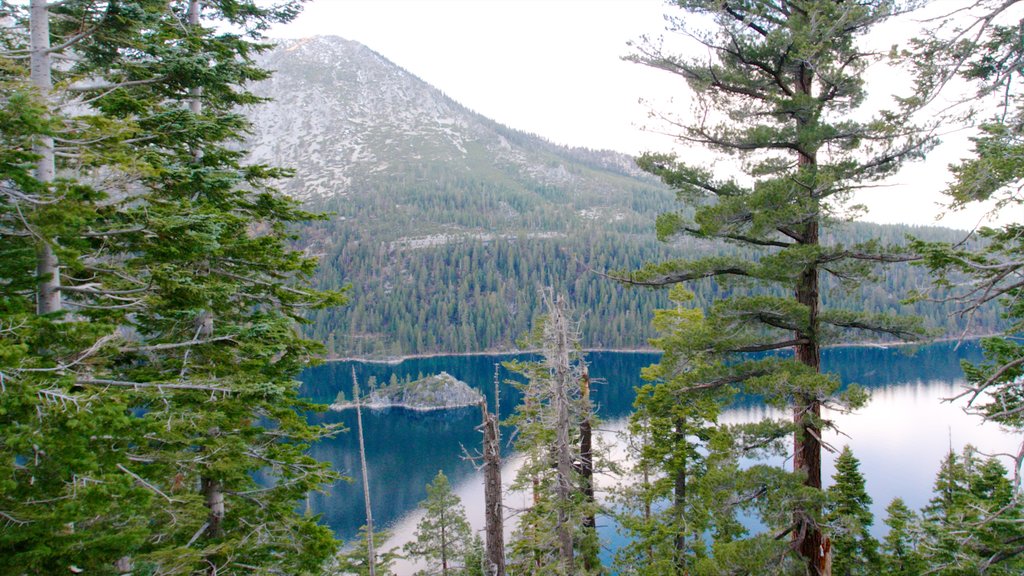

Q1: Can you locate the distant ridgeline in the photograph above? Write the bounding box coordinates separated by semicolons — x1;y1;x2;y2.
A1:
331;372;483;411
247;37;997;358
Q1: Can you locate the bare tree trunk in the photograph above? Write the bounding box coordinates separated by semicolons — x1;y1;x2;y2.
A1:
549;297;575;573
202;477;225;537
440;509;449;576
29;0;60;315
354;368;376;576
579;367;598;573
481;366;505;576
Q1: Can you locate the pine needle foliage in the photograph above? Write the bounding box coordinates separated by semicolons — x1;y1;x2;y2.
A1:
623;1;932;571
0;1;346;573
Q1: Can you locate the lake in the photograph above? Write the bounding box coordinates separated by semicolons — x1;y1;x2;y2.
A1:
299;340;1020;568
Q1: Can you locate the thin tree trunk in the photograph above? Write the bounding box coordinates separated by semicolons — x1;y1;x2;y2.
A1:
202;477;225;537
441;508;449;576
579;367;598;573
185;1;225;548
550;298;575;572
672;418;686;574
793;56;824;575
354;368;376;576
29;0;60;315
481;366;505;576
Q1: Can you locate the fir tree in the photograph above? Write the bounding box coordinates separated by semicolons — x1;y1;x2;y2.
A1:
907;0;1024;490
824;446;879;575
880;498;925;576
919;446;1024;575
504;290;601;575
0;1;345;572
404;470;474;576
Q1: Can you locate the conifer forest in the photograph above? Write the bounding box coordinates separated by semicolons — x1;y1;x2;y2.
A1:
2;1;1024;575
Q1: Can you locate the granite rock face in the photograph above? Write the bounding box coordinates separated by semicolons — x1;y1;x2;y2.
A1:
332;372;483;411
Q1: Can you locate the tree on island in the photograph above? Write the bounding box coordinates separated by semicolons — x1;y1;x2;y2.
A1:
404;470;475;576
621;1;930;571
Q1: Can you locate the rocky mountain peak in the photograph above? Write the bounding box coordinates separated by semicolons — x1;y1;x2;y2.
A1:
246;35;655;206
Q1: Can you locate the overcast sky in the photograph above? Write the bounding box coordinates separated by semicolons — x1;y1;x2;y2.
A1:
269;0;1004;231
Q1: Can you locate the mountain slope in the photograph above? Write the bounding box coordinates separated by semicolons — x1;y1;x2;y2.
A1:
246;37;996;357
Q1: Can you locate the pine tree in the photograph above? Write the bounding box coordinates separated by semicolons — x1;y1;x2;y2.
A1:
919;446;1024;575
504;290;600;575
1;1;345;572
880;498;925;576
824;446;879;575
404;471;474;576
907;0;1024;488
614;286;734;574
622;2;930;571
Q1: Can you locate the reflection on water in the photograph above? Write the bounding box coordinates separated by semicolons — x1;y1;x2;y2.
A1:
300;340;1019;562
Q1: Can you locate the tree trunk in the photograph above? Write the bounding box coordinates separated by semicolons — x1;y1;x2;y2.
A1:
185;1;227;550
353;368;376;576
579;367;598;573
550;299;575;572
672;418;687;574
202;477;225;538
481;382;506;576
29;0;60;315
440;510;449;576
793;55;824;575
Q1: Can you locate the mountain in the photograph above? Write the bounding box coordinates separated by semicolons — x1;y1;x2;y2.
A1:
245;36;995;358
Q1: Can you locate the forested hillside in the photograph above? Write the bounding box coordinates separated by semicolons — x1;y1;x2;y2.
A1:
247;37;999;357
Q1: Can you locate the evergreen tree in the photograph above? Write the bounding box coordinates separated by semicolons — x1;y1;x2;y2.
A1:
333;526;399;576
622;1;929;571
614;286;753;574
880;498;925;576
907;0;1024;488
504;291;600;575
404;470;474;576
0;1;345;572
919;446;1024;575
824;446;879;576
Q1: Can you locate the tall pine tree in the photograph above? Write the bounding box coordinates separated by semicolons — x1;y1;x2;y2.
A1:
622;1;930;571
1;1;346;572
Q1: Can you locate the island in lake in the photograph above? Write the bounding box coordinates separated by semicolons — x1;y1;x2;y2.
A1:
331;371;483;411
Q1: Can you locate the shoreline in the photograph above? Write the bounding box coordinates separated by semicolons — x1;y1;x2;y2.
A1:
329;400;482;412
318;334;994;365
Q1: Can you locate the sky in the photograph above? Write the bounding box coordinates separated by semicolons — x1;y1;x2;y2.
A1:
269;0;1009;230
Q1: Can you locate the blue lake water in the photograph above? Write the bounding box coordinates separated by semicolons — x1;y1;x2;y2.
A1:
299;340;1020;567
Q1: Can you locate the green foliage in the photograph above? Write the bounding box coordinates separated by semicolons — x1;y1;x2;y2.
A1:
907;0;1024;500
504;294;601;575
404;471;475;576
825;447;879;576
623;0;931;572
880;499;926;576
333;526;399;576
918;447;1024;575
0;1;345;573
306;220;989;357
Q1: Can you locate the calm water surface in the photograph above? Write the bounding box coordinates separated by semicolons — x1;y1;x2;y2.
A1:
299;341;1020;561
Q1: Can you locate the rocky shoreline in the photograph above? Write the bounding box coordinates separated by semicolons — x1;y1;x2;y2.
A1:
330;371;483;412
